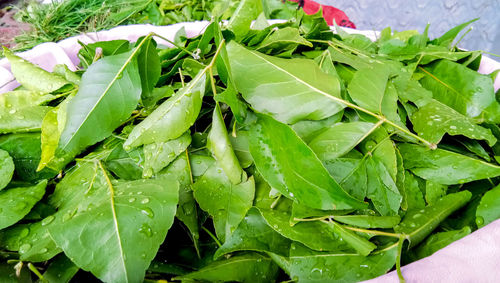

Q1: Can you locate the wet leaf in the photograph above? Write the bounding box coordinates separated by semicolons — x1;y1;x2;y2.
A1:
0;149;14;190
476;184;500;228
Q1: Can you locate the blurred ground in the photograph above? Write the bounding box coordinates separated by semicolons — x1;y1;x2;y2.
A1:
0;0;29;48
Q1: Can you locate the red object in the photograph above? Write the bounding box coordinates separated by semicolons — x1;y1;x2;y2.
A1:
289;0;356;28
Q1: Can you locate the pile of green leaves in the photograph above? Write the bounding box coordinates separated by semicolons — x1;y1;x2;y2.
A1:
1;2;500;282
12;0;298;52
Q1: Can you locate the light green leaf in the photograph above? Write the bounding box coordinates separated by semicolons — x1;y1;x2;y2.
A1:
229;129;253;168
324;158;368;200
256;27;312;53
399;144;500;185
395;190;472;247
227;0;263;39
420;60;495;119
309;122;378;161
48;50;142;171
0;106;51;134
433;18;478;48
0;149;14;190
291;111;343;144
347;65;390;113
425;180;447;205
143;131;191;178
48;161;179;282
401;171;426;211
366;158;402;216
124;69;206;148
137;37;161;102
476;184;500;228
270;242;398;283
248;113;366;210
0;180;47;230
193;164;254;242
207;103;244;184
227;41;344;124
3;47;70;93
411;99;496;146
332;215;401;229
214;208;291;259
0;90;56;108
176;253;278;283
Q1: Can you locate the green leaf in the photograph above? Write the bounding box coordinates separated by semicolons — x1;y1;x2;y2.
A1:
425;180;447;205
332;215;401;229
254;178;353;252
399;144;500;185
229;129;253;168
256;27;312;53
433;18;478;48
137;38;161;102
0;90;56;109
124;69;206;148
0;133;57;182
0;149;14;190
0;106;51;134
176;253;278;283
227;0;263;39
207;103;244;184
0;180;47;230
476;184;500;228
366;158;402;216
214;208;291;259
3;47;70;93
412;226;471;260
104;141;143;180
420;60;495;119
324;158;368;200
227;41;344;124
214;82;248;124
270;242;398;283
78;40;130;68
143;131;191;177
48;162;179;282
291;111;343;144
0;220;61;262
347;65;390;113
48;50;142;171
309;122;378;161
158;154;200;253
193;164;254;242
401;171;426;211
42;254;79;283
395;190;472;247
248;113;366;210
411;99;496;146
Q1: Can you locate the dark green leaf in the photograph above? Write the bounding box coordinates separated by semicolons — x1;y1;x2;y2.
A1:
412;226;471;260
42;254;79;283
0;180;47;230
476;184;500;228
0;149;14;190
138;38;161;102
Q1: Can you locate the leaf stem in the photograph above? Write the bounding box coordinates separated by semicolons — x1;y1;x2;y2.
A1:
201;226;222;247
151;32;196;57
342;226;402;238
396;235;406;283
27;263;47;283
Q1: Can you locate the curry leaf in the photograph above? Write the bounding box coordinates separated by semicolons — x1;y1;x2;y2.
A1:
143;131;191;178
412;226;471;260
193;164;254;242
3;47;70;93
0;180;46;229
124;70;206;148
476;184;500;228
227;41;344;124
248;113;366;210
48;162;179;282
0;149;14;190
347;65;390;114
395;190;472;247
399;144;500;185
207;103;244;184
